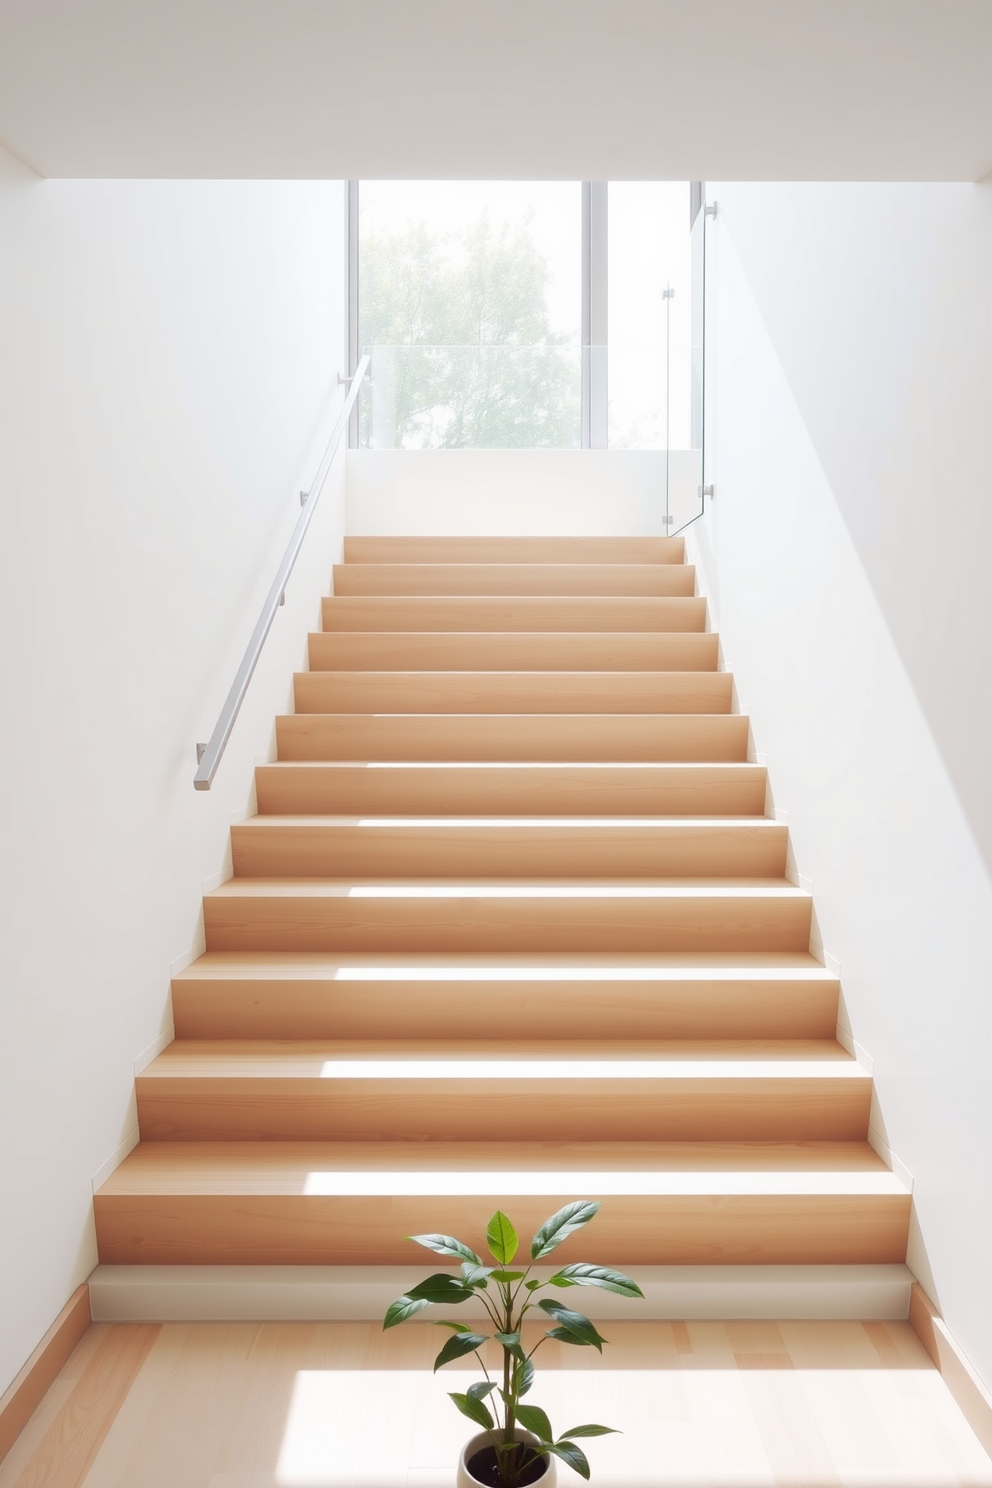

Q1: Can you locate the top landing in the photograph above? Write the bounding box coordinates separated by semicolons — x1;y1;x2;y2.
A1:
342;536;685;565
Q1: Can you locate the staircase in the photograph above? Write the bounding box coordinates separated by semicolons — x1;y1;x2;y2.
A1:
93;535;910;1314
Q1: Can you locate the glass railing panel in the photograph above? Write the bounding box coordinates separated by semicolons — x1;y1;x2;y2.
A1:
685;201;707;533
357;323;708;535
358;345;582;450
605;345;669;451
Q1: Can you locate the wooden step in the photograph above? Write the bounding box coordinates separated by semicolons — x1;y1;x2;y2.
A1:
321;595;708;632
255;762;768;817
342;536;686;564
94;1139;911;1265
276;713;751;762
293;671;733;715
308;631;720;672
203;879;812;953
172;952;840;1042
229;817;788;880
135;1040;871;1143
332;563;697;597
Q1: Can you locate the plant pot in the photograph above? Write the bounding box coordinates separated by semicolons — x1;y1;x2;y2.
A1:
456;1427;557;1488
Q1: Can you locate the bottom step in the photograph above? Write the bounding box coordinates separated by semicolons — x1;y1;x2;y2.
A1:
88;1263;914;1322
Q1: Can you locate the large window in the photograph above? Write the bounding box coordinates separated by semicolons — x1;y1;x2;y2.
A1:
354;181;694;453
358;181;581;449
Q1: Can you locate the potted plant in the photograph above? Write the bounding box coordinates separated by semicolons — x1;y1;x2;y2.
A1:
383;1200;644;1486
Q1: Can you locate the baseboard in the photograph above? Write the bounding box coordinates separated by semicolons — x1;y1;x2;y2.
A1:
909;1282;992;1458
0;1284;91;1465
91;1127;140;1194
88;1263;912;1323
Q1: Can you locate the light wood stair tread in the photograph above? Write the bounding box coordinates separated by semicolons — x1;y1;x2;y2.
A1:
207;876;807;896
307;631;720;671
171;951;841;1042
321;595;708;631
254;761;770;817
293;670;733;716
174;949;837;980
144;1038;863;1076
98;1140;906;1197
230;816;788;878
275;713;751;762
235;813;779;827
332;563;697;597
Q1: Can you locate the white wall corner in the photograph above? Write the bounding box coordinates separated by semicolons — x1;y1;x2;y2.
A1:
773;806;789;823
868;1125;914;1192
134;1025;175;1075
171;938;206;978
834;1007;873;1078
91;1126;140;1194
202;865;233;893
835;1022;855;1057
782;837;800;888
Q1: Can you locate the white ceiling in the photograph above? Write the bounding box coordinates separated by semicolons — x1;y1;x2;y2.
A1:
2;0;992;182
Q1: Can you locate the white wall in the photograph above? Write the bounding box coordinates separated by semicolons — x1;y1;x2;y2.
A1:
346;449;698;535
0;149;346;1395
693;183;992;1385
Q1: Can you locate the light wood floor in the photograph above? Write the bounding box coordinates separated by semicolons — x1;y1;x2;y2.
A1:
3;1320;990;1487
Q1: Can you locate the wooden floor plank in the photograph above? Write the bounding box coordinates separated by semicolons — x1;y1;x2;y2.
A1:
4;1322;989;1487
2;1326;159;1488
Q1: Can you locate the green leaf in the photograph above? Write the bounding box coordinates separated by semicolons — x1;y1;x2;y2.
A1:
408;1233;482;1266
539;1299;608;1351
513;1354;535;1397
530;1201;600;1260
468;1381;496;1402
545;1326;590;1346
558;1425;618;1439
489;1270;525;1283
494;1331;521;1349
434;1331;489;1372
433;1321;472;1332
406;1273;473;1305
524;1278;544;1291
449;1391;495;1432
547;1441;591;1480
549;1264;644;1299
486;1211;518;1265
383;1294;431;1329
461;1263;494;1286
516;1404;554;1442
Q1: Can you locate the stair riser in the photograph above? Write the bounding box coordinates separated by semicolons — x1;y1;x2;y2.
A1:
203;894;813;954
230;823;788;880
172;977;840;1042
293;672;733;715
136;1079;871;1143
255;764;768;817
321;596;708;633
333;564;697;597
308;633;720;672
276;714;751;762
342;537;687;564
94;1193;911;1266
87;1263;916;1323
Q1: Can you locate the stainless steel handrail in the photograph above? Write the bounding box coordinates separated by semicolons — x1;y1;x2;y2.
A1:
193;355;370;790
